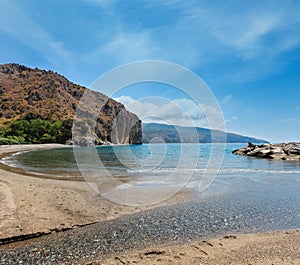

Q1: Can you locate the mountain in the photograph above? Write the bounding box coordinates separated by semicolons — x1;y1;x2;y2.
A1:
142;123;269;143
0;63;142;145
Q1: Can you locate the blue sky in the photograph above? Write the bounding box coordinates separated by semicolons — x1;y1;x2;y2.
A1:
0;0;299;142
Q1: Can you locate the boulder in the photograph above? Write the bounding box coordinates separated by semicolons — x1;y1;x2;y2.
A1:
232;142;300;161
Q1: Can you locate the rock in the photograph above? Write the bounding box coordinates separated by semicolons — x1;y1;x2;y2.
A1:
248;142;256;148
247;148;265;157
270;154;287;160
232;142;300;161
271;148;285;155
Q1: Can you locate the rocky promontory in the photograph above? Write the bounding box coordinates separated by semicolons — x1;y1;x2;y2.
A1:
233;142;300;161
0;63;142;145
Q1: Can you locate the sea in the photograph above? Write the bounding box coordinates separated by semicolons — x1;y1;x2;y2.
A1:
2;143;300;232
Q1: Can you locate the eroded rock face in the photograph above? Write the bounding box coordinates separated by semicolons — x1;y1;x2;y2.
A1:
232;142;300;161
71;89;142;145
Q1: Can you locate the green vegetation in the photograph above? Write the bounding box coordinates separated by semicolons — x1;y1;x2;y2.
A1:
0;114;72;144
0;137;22;145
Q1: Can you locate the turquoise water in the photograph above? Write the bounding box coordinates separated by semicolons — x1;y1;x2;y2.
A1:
4;143;300;193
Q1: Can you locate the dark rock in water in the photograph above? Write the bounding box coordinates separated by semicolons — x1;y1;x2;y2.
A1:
232;142;300;161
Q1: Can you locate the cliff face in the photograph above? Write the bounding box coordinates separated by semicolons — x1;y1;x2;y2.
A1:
0;63;142;145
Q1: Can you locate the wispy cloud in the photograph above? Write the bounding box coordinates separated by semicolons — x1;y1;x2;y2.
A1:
0;1;72;67
83;0;116;6
281;117;300;125
295;105;300;110
1;0;300;87
144;0;300;81
85;31;158;67
220;95;232;105
157;0;300;55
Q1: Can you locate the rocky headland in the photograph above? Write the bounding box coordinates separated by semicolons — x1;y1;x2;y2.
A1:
0;63;142;145
233;142;300;161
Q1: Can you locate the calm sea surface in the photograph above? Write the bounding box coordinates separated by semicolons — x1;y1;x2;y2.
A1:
5;143;300;182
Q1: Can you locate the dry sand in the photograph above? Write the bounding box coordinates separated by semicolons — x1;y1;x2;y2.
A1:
98;230;300;265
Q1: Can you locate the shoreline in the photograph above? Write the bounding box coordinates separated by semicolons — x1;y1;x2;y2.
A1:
0;144;84;181
1;144;299;264
0;144;137;239
0;144;194;240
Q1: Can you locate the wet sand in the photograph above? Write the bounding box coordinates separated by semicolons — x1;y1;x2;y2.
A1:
0;144;193;240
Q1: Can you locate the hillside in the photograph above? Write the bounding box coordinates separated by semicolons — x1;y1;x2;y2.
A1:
142;123;268;143
0;63;142;145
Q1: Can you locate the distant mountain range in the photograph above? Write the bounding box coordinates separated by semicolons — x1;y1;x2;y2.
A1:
142;123;269;143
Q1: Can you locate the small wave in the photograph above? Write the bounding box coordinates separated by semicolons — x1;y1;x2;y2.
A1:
220;168;300;174
0;156;19;168
127;167;300;175
127;168;178;174
0;150;32;168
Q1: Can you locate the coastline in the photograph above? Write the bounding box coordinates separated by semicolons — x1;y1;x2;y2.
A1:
0;144;193;240
0;144;299;264
0;144;122;239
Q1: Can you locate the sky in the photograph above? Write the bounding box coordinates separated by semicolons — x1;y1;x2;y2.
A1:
0;0;299;142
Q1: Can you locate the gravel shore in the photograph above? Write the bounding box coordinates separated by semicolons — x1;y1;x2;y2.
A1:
1;187;299;264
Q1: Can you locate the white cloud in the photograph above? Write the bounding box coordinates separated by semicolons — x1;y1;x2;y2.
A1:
281;118;300;125
2;0;299;87
165;1;300;56
99;32;157;62
83;0;116;6
145;0;300;81
220;95;232;105
114;95;225;129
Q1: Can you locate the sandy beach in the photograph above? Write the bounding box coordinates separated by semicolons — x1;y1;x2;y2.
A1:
0;144;299;264
0;144;138;240
0;144;192;240
99;229;300;264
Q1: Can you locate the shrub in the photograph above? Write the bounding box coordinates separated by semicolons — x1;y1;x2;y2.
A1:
1;118;73;144
0;137;20;145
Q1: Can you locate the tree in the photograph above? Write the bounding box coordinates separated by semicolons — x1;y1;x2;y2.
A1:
1;118;73;144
